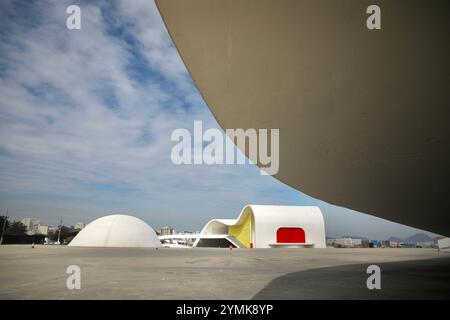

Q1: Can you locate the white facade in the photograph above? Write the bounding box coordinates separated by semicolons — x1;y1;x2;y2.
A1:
36;224;49;235
333;238;363;248
194;205;326;248
74;222;85;230
389;241;399;248
159;226;175;236
69;214;161;248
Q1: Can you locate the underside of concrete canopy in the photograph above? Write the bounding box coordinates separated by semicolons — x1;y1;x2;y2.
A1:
155;0;450;235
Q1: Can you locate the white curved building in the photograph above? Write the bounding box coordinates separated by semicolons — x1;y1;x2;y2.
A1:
193;205;326;248
69;214;162;248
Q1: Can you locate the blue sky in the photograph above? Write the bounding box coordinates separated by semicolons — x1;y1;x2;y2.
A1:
0;0;437;239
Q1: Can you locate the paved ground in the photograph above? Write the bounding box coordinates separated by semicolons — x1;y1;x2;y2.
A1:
1;245;449;299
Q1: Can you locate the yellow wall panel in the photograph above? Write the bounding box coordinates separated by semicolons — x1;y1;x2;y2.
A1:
228;213;252;248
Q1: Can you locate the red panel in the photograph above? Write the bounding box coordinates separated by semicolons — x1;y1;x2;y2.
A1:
277;227;305;243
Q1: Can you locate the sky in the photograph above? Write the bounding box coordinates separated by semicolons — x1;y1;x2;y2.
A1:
0;0;437;239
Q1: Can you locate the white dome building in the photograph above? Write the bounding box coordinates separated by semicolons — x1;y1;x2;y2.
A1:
69;214;162;248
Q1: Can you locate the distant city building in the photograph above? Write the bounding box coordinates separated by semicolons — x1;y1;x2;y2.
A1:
21;218;40;232
74;222;85;230
369;240;382;248
387;241;400;248
20;218;48;235
36;224;49;236
333;238;364;248
48;226;58;233
159;226;175;236
329;237;370;248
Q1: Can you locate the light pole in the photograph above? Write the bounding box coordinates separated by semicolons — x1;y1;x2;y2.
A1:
57;216;62;245
0;209;8;245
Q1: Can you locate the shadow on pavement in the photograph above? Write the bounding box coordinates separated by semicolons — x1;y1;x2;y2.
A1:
253;256;450;299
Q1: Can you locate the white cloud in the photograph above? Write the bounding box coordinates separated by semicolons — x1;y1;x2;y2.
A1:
0;0;437;239
0;0;298;229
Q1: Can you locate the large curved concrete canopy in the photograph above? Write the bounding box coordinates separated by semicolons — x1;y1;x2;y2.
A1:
156;0;450;235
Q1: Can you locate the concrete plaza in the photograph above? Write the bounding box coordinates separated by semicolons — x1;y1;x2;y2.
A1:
1;245;449;299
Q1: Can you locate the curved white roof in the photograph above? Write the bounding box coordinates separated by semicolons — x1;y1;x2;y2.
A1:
200;205;324;231
69;214;161;248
